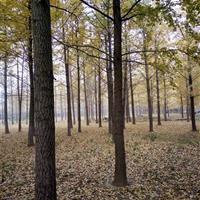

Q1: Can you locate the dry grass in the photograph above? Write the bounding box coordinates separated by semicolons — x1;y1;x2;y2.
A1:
1;121;200;200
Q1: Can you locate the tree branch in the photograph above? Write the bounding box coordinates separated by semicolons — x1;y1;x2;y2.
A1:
80;0;113;21
122;0;142;19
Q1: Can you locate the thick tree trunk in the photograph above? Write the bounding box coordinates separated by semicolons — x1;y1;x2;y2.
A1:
156;68;161;125
4;55;9;134
129;63;136;124
143;30;153;132
112;0;128;187
32;0;57;199
98;61;102;127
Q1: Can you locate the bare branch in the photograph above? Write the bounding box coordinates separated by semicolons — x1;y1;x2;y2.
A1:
80;0;113;21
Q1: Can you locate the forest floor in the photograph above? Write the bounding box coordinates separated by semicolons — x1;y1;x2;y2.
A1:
1;121;200;200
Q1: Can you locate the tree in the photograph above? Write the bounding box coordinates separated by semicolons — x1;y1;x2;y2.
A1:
32;0;57;199
112;0;128;187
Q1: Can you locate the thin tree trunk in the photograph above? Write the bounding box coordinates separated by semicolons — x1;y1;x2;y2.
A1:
188;72;197;131
60;91;63;121
4;55;9;134
129;63;136;124
105;6;113;134
26;78;29;125
63;26;72;135
10;76;14;125
98;60;102;127
163;75;167;121
180;93;184;119
143;30;153;132
156;68;161;125
32;0;57;199
94;66;98;123
83;63;89;126
112;0;127;187
186;78;190;122
70;69;76;125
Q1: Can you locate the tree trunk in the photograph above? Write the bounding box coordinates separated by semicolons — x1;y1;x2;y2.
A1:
98;61;102;127
105;11;113;134
83;62;90;126
163;75;167;121
77;47;81;132
10;76;14;125
143;30;153;132
94;66;98;123
32;0;57;199
129;63;136;124
17;57;24;132
180;93;184;119
60;91;63;121
188;72;197;131
4;55;9;134
70;69;76;125
186;78;190;122
156;68;161;125
112;0;128;187
63;27;72;135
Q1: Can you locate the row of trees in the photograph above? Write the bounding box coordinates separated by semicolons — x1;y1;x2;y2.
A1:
0;0;200;199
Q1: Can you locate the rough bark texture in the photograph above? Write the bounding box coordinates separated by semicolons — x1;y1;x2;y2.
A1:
28;1;34;146
32;0;57;199
112;0;128;187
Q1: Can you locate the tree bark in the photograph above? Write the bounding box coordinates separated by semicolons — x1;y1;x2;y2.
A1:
156;68;161;125
70;69;76;125
17;57;24;132
188;72;197;131
32;0;57;199
163;75;167;121
143;30;153;132
63;27;72;135
98;60;102;127
129;63;136;124
94;66;98;123
10;76;14;125
112;0;128;187
4;54;9;134
180;93;184;119
83;62;90;126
